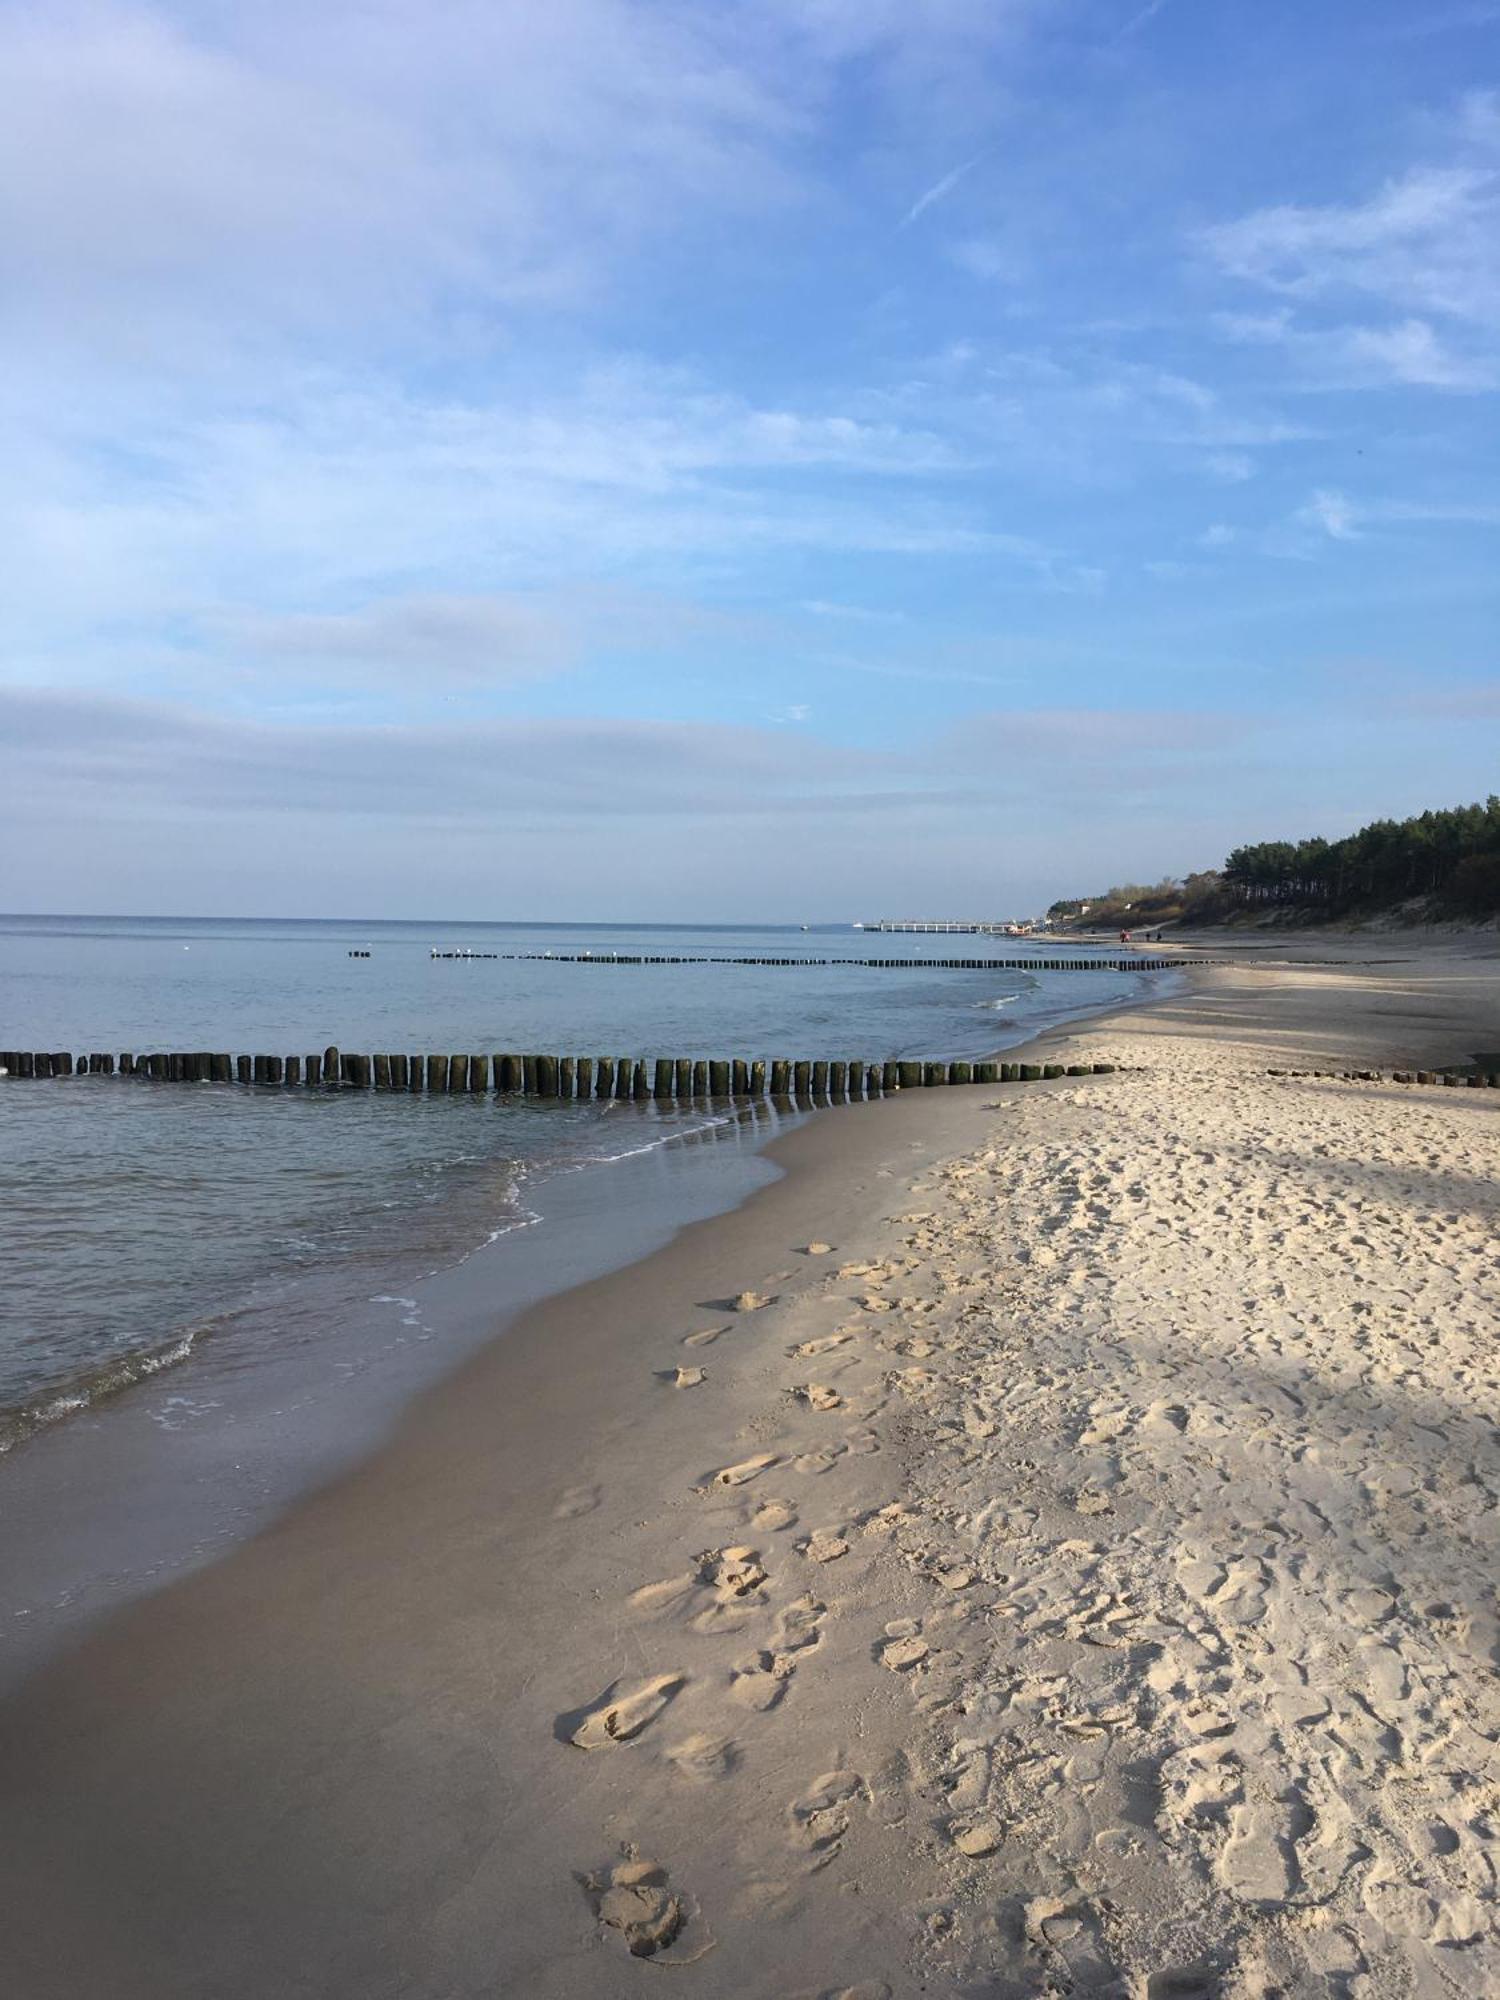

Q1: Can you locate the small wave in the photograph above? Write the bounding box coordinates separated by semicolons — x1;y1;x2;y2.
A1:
979;993;1023;1010
0;1326;207;1454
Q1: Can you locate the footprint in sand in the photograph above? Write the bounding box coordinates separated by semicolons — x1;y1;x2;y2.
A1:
554;1483;601;1519
730;1594;827;1710
791;1334;852;1359
666;1733;741;1783
750;1497;799;1533
735;1290;774;1312
665;1365;707;1388
788;1769;870;1859
801;1529;849;1564
564;1674;685;1749
793;1383;843;1412
581;1852;697;1959
1025;1897;1118;1988
1217;1801;1300;1906
683;1325;728;1349
710;1452;779;1488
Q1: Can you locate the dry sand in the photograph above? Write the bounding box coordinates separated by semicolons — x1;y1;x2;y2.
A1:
1;943;1498;1997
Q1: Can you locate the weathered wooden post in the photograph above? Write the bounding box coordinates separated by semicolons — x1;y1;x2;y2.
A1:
234;1055;249;1083
595;1058;615;1098
974;1061;997;1083
389;1053;407;1089
631;1060;649;1100
847;1058;865;1095
427;1054;447;1093
898;1061;921;1090
829;1060;847;1095
558;1056;575;1098
265;1056;283;1084
949;1061;972;1085
1091;1062;1115;1074
576;1058;593;1098
732;1059;749;1095
1019;1063;1042;1081
16;1053;34;1077
537;1055;559;1097
691;1059;708;1095
303;1053;321;1085
793;1060;812;1095
673;1057;691;1097
811;1060;829;1094
284;1055;300;1085
324;1046;340;1085
750;1059;766;1096
373;1054;391;1089
1043;1063;1065;1080
615;1060;633;1100
769;1059;790;1094
883;1060;901;1091
703;1059;725;1095
652;1058;671;1100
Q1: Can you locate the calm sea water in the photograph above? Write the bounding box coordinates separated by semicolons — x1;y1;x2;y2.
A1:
0;915;1161;1450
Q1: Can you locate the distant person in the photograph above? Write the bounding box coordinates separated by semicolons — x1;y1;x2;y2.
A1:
1120;929;1131;944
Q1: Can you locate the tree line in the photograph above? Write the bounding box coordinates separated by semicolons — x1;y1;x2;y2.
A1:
1049;796;1500;927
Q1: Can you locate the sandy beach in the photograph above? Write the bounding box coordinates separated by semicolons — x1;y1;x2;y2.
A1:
2;938;1498;1998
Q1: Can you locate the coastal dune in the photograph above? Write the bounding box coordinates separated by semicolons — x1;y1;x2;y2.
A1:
1;946;1497;1996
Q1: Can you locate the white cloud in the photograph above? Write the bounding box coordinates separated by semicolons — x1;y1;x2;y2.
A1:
1298;489;1361;541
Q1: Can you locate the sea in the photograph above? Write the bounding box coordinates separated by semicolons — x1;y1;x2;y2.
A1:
0;913;1174;1685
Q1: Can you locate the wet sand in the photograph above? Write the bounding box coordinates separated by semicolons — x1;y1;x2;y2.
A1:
1;940;1497;1997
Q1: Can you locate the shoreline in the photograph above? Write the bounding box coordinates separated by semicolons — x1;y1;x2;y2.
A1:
2;943;1497;1994
0;964;1178;1693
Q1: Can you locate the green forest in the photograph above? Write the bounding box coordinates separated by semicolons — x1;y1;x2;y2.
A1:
1049;795;1500;930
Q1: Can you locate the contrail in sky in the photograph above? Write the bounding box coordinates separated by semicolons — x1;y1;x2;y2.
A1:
900;155;983;229
1118;0;1171;36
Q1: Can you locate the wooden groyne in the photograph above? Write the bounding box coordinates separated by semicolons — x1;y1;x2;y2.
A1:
432;953;1188;971
0;1048;1120;1097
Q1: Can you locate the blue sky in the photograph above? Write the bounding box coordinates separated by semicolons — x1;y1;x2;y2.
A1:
2;0;1497;918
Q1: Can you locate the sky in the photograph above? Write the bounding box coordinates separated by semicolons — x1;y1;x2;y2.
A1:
2;0;1498;920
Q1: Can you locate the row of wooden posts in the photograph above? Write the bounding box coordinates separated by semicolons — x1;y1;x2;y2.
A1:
0;1048;1119;1096
1268;1067;1500;1089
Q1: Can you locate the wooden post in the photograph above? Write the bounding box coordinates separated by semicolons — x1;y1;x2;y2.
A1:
324;1046;340;1085
1066;1063;1090;1076
653;1058;672;1099
847;1058;865;1095
732;1059;749;1095
632;1060;649;1100
948;1061;972;1085
750;1059;766;1096
829;1060;847;1095
303;1053;321;1086
558;1057;575;1098
374;1054;391;1089
692;1059;708;1095
518;1055;535;1093
793;1060;812;1094
536;1055;559;1097
595;1058;615;1098
236;1055;251;1083
616;1060;633;1100
119;1054;134;1074
389;1054;407;1089
769;1059;790;1094
1043;1063;1065;1080
706;1059;727;1095
266;1056;283;1084
1020;1064;1042;1081
285;1056;301;1085
883;1060;901;1091
811;1060;829;1094
16;1053;34;1077
101;1054;116;1075
974;1061;997;1083
675;1058;692;1097
575;1058;593;1098
1091;1062;1115;1074
427;1054;446;1092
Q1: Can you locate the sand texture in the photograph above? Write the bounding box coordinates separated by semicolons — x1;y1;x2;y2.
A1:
0;944;1497;1996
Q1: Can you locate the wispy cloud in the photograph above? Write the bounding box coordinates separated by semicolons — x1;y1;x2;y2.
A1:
900;155;983;229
